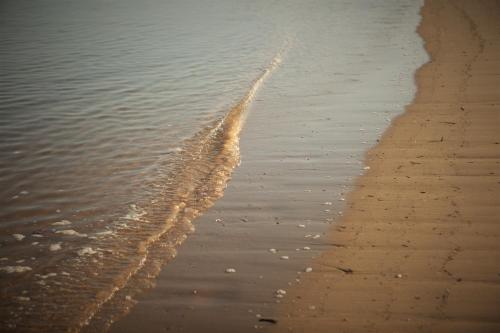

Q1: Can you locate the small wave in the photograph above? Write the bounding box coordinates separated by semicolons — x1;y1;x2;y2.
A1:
122;204;147;222
82;48;286;331
0;48;286;332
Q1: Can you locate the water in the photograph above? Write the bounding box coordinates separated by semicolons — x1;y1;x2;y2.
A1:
0;0;427;331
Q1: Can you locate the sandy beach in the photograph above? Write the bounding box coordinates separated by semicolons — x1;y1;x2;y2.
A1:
272;0;500;332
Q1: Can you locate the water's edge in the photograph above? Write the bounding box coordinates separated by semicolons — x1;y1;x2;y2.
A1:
81;50;285;332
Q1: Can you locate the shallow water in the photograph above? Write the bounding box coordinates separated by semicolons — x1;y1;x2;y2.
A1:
0;0;427;331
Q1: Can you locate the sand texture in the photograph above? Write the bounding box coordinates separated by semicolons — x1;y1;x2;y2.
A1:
272;0;500;332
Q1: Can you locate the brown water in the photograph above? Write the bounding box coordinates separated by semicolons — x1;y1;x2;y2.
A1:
0;0;427;331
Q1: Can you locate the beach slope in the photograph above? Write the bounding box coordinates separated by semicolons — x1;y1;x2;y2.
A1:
273;0;500;332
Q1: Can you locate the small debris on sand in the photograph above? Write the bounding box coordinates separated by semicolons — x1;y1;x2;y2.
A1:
305;267;313;273
395;273;403;279
276;289;287;297
297;224;306;228
12;234;25;241
323;202;333;206
269;248;277;254
303;246;311;250
49;243;62;251
336;267;354;274
225;268;236;273
312;234;321;239
280;256;289;260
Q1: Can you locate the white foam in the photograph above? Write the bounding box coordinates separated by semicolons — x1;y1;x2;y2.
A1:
36;273;57;279
167;147;183;153
52;220;72;226
95;230;113;236
0;266;32;273
77;247;97;256
123;204;146;221
56;229;87;237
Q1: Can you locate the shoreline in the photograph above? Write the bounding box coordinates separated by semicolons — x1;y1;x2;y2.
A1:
272;0;500;332
108;2;429;332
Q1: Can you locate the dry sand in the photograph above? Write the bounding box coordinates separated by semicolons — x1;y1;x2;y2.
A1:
272;0;500;332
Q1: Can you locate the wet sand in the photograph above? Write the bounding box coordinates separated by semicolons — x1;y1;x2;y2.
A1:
273;0;500;332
